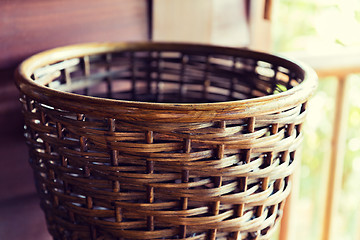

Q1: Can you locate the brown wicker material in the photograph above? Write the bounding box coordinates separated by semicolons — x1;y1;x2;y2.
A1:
15;42;317;240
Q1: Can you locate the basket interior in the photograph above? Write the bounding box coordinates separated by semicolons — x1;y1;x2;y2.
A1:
31;50;302;103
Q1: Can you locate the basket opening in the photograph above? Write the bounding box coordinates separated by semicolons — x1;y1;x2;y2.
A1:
32;50;301;104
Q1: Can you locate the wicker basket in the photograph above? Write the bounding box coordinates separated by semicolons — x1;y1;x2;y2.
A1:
15;42;317;240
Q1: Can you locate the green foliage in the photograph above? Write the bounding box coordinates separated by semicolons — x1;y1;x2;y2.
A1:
355;10;360;22
272;1;360;239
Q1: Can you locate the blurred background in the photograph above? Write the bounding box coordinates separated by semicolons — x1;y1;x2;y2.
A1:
1;0;360;239
273;1;360;240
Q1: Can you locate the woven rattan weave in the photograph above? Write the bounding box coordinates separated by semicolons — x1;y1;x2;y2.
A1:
15;42;317;240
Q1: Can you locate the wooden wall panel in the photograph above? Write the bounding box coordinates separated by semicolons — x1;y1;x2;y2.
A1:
0;1;148;238
0;0;148;69
0;0;149;202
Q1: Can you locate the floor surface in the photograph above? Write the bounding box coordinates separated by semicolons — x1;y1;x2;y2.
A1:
0;193;51;240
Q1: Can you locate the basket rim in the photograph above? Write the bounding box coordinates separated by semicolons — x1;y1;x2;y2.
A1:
15;42;318;121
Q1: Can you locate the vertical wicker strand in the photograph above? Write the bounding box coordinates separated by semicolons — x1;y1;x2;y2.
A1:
40;110;52;162
255;122;279;239
64;68;71;87
270;65;278;94
83;56;90;95
209;121;225;240
29;100;56;228
268;123;281;233
156;51;161;102
24;98;38;169
278;122;296;240
282;122;295;185
40;107;60;233
24;97;35;138
202;55;210;101
57;121;75;238
54;122;64;208
179;54;187;102
278;123;295;214
229;57;236;101
286;72;296;90
109;119;122;227
40;110;58;209
297;102;307;134
105;53;113;98
180;138;191;238
77;114;95;239
146;130;155;231
146;51;152;96
233;117;255;240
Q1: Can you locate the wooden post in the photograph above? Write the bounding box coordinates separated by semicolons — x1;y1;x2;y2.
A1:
152;0;249;47
321;76;349;240
248;0;273;51
153;0;213;44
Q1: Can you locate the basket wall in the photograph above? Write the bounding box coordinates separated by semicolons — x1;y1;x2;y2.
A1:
16;43;316;240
